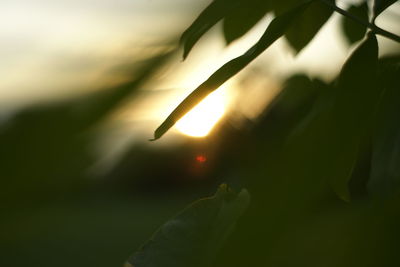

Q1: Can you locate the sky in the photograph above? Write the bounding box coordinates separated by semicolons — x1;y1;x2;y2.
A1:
0;0;399;147
0;0;203;106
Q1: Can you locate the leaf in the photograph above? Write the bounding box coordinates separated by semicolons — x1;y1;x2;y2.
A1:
181;0;241;59
271;0;298;15
368;56;400;197
285;0;334;53
337;32;378;86
373;0;397;22
126;184;250;267
341;2;369;45
153;1;312;140
268;74;321;116
283;33;379;201
222;0;271;44
329;32;379;199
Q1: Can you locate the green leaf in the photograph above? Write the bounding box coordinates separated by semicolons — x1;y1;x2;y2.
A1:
373;0;397;22
329;32;379;199
269;74;321;115
126;184;250;267
153;1;312;140
271;0;299;15
337;32;378;86
222;0;271;44
284;33;379;201
181;0;241;59
285;0;334;53
368;56;400;197
341;2;369;45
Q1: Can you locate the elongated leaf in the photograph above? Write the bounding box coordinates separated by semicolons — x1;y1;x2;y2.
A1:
285;0;334;53
329;32;379;199
222;0;271;44
181;0;241;59
373;0;397;21
341;2;369;45
153;1;312;140
126;184;250;267
368;57;400;197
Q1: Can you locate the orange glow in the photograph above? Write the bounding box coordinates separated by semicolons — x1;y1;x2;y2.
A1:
196;155;207;163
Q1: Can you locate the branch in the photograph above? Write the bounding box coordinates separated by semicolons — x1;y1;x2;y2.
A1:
320;0;400;43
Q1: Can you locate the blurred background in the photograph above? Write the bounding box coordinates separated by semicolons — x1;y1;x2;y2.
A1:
1;0;400;266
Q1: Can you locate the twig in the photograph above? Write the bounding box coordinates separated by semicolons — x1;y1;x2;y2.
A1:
319;0;400;43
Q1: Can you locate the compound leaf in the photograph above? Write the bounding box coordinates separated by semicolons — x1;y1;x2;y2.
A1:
153;1;312;140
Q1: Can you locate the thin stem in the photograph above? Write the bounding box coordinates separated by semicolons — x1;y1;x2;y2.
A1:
320;0;400;43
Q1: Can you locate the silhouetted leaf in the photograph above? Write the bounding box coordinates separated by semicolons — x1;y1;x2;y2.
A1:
222;0;271;44
373;0;397;22
337;32;378;86
271;0;298;15
268;74;321;116
341;2;369;45
126;184;250;267
283;33;379;201
181;0;241;59
285;0;334;53
153;1;312;140
368;56;400;197
329;32;379;199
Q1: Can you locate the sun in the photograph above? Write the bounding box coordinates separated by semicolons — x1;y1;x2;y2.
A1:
175;87;228;138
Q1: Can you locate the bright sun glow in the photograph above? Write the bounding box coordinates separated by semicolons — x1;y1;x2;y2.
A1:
175;87;228;137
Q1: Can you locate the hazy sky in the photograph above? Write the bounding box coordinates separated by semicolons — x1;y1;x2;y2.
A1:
1;0;398;107
1;0;398;170
0;0;207;107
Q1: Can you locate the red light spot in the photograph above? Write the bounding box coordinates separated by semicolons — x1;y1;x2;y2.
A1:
196;155;207;163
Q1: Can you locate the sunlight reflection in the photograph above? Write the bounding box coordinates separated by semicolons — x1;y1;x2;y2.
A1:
175;86;228;138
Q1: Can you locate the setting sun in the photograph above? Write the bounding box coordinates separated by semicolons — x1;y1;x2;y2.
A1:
175;87;228;137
